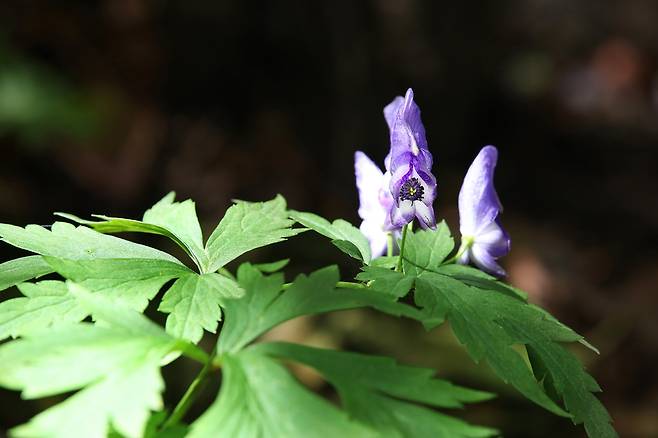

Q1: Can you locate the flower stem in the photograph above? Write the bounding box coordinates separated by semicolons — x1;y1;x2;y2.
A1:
161;345;218;431
396;224;410;272
179;342;210;365
282;280;365;290
442;237;473;265
386;232;394;257
336;281;366;290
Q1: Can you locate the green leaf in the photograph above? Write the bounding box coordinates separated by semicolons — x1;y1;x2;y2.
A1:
370;256;399;269
402;221;454;276
205;195;303;273
289;210;371;264
253;258;290;273
0;222;182;265
1;284;184;438
158;272;244;343
56;192;207;269
414;273;567;416
255;342;493;407
0;280;88;340
45;257;192;311
254;342;498;438
189;349;374;438
356;266;415;299
218;264;430;353
142;192;204;256
0;258;193;341
508;323;617;438
140;412;189;438
0;255;52;293
414;273;617;437
214;263;284;353
436;263;527;302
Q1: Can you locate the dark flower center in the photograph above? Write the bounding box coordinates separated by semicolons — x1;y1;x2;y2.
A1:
399;177;424;202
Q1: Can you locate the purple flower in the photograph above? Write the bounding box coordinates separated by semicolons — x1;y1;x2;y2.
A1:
354;151;395;258
386;89;437;229
458;145;511;277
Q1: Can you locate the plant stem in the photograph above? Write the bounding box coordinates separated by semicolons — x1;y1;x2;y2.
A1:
217;267;236;280
161;345;218;431
336;281;366;290
442;237;474;265
396;224;410;272
179;342;210;365
282;280;365;290
386;232;394;257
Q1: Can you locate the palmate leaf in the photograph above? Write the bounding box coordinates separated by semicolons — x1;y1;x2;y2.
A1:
400;227;617;437
415;274;569;417
205;195;304;273
45;257;193;311
58;195;302;274
0;258;193;341
259;343;491;409
435;264;528;302
0;284;199;438
56;192;208;270
192;344;496;438
402;221;454;276
0;280;88;340
289;210;371;264
189;349;373;438
0;222;181;265
3;256;244;344
254;342;498;438
217;263;430;354
158;272;244;344
0;255;52;293
414;274;616;437
356;266;415;299
45;256;243;344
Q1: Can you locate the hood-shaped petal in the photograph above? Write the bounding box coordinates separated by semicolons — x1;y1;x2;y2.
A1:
458;145;503;236
385;88;437;229
460;219;510;276
470;244;507;277
389;89;433;173
457;145;510;277
383;96;404;132
383;96;404;172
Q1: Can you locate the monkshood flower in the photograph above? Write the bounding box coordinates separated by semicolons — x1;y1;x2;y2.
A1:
458;145;511;277
354;151;395;258
386;89;437;229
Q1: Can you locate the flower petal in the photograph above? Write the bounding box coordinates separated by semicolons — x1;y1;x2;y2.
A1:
470;243;507;277
390;200;415;228
475;219;510;258
414;201;436;230
389;165;412;207
389;89;432;173
360;219;389;259
458;145;502;237
355;151;387;221
383;96;404;171
458;248;471;265
383;96;404;132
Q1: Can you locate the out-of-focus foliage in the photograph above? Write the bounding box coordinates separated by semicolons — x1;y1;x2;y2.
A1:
0;40;101;145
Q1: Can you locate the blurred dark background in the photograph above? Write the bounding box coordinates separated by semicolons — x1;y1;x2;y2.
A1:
0;1;657;437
